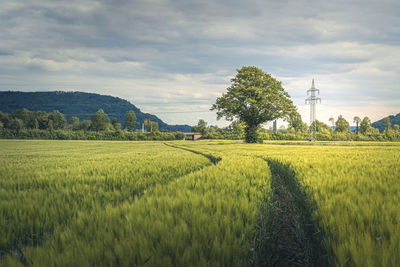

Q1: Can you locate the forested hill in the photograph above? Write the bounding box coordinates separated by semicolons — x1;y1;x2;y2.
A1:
0;91;191;132
372;113;400;132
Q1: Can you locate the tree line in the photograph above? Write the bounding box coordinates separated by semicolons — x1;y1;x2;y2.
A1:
283;114;400;141
191;114;400;142
0;109;185;141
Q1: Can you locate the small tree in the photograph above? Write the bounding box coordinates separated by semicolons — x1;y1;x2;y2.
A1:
335;115;349;132
311;120;332;133
32;119;39;129
49;110;67;130
211;66;296;143
111;118;122;131
360;117;371;134
191;119;208;135
288;111;307;133
48;119;54;130
69;116;80;130
79;120;91;131
7;118;24;132
125;110;137;132
150;121;159;132
0;112;11;127
384;117;393;139
353;116;361;134
34;111;49;130
228;120;245;139
12;109;32;128
91;109;110;131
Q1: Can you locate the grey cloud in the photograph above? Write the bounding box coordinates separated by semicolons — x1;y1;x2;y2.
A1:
0;0;399;126
0;50;13;56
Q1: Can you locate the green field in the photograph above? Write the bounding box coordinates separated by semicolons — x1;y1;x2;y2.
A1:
1;140;399;266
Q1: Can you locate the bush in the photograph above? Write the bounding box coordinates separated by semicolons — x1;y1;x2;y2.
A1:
0;129;186;141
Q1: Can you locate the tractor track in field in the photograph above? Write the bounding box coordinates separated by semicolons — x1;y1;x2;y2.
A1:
164;145;330;266
133;143;220;200
249;159;331;267
163;143;221;164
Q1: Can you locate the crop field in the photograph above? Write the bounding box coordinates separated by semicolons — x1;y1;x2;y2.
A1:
181;140;400;266
0;140;399;266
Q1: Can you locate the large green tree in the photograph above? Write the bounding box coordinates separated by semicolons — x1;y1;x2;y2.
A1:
125;110;137;132
335;115;350;132
91;109;110;131
211;66;296;143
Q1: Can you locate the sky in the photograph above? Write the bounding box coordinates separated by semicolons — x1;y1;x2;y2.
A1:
1;0;399;127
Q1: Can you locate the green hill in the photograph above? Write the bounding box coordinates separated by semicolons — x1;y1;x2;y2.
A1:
0;91;191;132
372;113;400;132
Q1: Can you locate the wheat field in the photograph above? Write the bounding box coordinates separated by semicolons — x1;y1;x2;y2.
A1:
1;140;399;266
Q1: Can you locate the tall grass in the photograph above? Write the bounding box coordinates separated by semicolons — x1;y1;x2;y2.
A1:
0;140;210;264
2;139;399;266
183;141;400;266
0;140;271;266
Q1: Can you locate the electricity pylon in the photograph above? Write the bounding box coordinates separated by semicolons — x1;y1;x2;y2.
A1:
305;79;321;140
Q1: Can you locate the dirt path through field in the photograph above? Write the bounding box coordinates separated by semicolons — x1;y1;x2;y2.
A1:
249;159;330;267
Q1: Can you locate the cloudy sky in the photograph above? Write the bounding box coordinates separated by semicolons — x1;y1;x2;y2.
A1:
1;0;399;127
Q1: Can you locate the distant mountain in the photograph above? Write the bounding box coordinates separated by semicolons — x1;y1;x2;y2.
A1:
349;126;357;132
372;113;400;132
0;91;191;132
